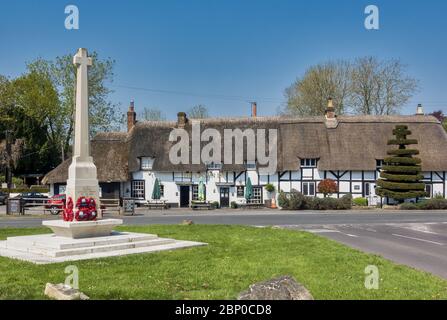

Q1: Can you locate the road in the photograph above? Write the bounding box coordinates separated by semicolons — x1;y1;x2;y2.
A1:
2;206;447;279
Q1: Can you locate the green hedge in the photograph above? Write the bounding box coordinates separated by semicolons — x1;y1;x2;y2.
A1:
353;197;368;206
400;199;447;210
278;190;352;210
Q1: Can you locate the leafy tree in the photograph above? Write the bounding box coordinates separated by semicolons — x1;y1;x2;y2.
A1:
188;104;209;119
283;57;418;116
376;125;427;202
141;107;166;121
318;179;338;197
284;60;351;116
26;52;121;157
350;57;418;115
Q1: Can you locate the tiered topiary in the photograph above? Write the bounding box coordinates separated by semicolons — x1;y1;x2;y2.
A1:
376;125;427;201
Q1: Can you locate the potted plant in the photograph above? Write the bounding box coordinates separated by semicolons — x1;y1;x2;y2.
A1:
264;184;277;208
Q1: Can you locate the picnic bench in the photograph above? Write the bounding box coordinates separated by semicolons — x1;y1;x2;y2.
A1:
145;200;168;210
191;202;213;210
239;201;265;209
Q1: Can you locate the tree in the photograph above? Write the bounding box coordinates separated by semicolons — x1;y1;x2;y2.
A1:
141;107;166;121
350;57;418;115
429;110;447;132
283;57;418;116
318;179;338;197
188;104;209;119
26;52;121;158
284;60;351;116
376;125;427;202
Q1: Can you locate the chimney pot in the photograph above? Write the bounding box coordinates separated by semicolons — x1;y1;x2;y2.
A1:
325;98;336;119
416;104;424;115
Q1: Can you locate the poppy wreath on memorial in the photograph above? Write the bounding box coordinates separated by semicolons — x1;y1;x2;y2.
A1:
63;197;75;222
74;197;98;221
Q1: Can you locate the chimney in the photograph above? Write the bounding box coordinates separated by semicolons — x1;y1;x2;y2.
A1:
127;100;137;132
325;98;336;119
416;103;424;115
177;112;188;128
251;102;257;117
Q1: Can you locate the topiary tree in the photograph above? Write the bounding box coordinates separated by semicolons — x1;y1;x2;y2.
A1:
376;125;427;202
318;179;338;197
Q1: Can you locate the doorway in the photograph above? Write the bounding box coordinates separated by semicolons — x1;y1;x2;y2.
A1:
220;187;230;208
180;186;190;208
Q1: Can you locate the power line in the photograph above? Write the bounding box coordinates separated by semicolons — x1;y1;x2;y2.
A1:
111;84;284;103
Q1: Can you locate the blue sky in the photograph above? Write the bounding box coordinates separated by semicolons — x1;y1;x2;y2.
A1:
0;0;446;119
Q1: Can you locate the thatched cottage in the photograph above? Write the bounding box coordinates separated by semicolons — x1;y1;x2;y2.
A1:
43;101;447;207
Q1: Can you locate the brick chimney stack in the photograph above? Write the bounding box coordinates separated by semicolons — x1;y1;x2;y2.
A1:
177;112;188;128
325;98;336;119
127;100;137;132
251;102;257;117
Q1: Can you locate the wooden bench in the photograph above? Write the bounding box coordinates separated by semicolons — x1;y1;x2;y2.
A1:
239;202;265;209
191;202;213;210
145;201;168;210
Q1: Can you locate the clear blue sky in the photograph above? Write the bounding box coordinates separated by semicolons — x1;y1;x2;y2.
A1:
0;0;446;119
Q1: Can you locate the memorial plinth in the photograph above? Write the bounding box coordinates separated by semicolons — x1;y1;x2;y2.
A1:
43;219;123;239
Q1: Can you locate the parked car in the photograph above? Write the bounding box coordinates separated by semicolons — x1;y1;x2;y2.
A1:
45;194;66;215
45;194;106;215
0;191;8;205
13;192;48;204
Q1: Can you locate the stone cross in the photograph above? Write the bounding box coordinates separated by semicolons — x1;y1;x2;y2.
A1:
65;48;101;218
73;48;93;160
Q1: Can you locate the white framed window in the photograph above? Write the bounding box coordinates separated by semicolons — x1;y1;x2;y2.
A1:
131;180;145;199
192;185;206;201
160;184;165;198
364;182;371;197
303;182;316;196
300;159;317;168
245;161;257;170
140;157;154;170
376;159;384;169
252;187;262;203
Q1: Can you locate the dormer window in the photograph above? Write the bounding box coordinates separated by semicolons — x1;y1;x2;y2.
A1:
140;157;154;170
207;162;222;170
245;161;257;171
300;159;317;168
376;160;384;169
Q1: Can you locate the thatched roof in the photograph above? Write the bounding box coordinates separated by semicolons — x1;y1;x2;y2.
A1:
43;132;128;184
44;114;447;184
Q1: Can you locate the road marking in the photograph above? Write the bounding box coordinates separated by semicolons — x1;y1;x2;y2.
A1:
307;229;340;234
392;234;444;246
343;233;359;238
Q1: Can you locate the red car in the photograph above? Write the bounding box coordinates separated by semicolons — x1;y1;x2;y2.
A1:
46;194;106;216
45;194;66;215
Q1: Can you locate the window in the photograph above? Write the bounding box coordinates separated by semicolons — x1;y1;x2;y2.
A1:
174;172;192;182
300;159;317;168
376;159;384;169
245;161;257;170
160;184;164;198
192;185;206;201
425;184;432;198
131;180;145;199
252;187;262;203
303;182;316;196
207;162;222;170
237;186;245;198
140;157;154;170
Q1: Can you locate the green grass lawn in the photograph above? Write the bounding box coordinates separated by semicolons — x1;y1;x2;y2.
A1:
0;225;446;300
